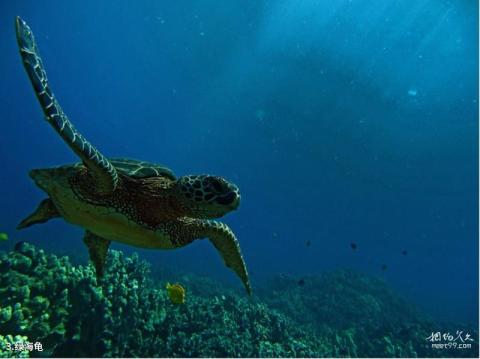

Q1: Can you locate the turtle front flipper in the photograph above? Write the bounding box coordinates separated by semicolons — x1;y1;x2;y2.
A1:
83;231;111;281
200;221;251;295
17;198;60;229
15;17;118;193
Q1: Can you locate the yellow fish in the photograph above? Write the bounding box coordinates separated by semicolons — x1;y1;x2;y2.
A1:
0;233;8;241
166;283;185;304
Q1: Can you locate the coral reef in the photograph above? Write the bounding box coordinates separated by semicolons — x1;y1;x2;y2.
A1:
0;242;165;357
0;243;325;357
0;243;477;358
0;335;29;358
260;270;478;358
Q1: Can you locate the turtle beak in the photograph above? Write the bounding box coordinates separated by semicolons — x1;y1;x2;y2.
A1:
229;184;241;210
230;194;240;210
217;188;240;210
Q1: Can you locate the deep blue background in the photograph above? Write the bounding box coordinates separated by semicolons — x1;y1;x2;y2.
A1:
0;0;477;324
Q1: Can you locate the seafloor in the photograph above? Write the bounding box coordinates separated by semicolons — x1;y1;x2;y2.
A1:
0;243;477;358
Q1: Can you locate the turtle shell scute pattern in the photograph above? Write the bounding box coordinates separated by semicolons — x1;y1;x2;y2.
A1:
110;158;176;180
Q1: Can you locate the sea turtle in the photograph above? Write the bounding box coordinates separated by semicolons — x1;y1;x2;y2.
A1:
14;17;251;295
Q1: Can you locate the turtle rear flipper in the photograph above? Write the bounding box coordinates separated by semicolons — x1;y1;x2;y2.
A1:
83;231;111;281
17;198;60;229
15;17;118;193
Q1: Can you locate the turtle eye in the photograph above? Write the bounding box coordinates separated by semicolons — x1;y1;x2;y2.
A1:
216;192;235;205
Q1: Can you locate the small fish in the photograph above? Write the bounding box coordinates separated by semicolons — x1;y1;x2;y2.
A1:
401;250;408;256
298;279;305;286
0;232;8;241
166;283;186;304
350;242;357;250
381;264;387;271
305;240;311;247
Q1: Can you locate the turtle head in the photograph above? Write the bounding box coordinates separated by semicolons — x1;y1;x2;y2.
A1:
176;175;240;218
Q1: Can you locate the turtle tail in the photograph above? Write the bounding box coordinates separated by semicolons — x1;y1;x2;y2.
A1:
15;17;118;193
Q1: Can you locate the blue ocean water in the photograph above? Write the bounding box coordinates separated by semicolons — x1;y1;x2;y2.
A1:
0;0;477;329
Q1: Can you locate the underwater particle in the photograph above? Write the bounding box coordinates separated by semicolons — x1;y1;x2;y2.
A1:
381;264;387;271
0;232;8;241
166;282;186;304
255;109;266;123
272;232;278;240
305;240;311;247
350;242;357;250
298;279;305;286
407;88;417;97
401;250;408;256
